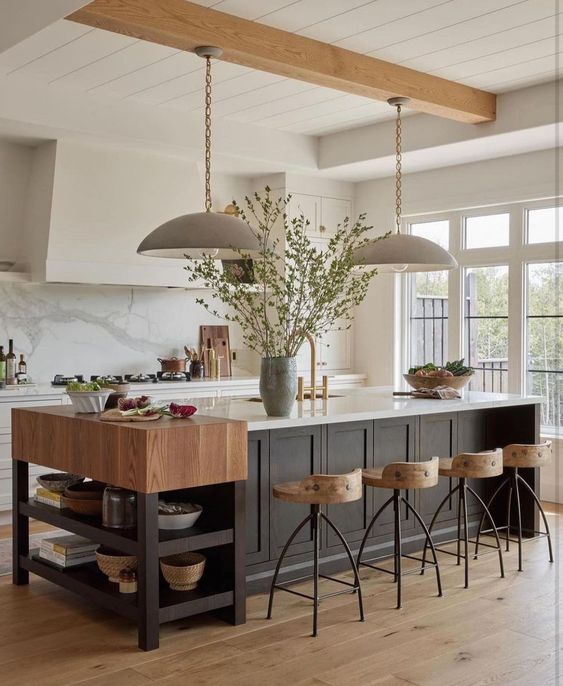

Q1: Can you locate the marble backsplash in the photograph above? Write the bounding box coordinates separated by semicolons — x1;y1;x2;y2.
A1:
0;283;250;383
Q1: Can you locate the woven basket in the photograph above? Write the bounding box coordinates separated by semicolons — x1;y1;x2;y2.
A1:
96;548;138;583
160;552;206;591
403;373;472;391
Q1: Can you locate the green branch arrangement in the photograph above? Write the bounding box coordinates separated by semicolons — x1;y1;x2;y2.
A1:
185;188;387;359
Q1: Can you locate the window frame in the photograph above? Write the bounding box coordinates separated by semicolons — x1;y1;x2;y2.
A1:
401;198;561;431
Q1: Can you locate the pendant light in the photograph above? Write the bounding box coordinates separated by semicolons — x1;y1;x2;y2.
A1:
137;47;260;259
353;97;457;272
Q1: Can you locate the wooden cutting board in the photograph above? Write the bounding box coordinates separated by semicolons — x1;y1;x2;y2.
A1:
100;409;161;422
200;325;231;376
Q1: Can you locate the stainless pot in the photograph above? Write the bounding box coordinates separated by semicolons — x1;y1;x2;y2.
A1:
102;487;136;529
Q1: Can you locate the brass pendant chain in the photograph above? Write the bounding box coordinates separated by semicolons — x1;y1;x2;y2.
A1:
204;55;212;213
395;103;402;234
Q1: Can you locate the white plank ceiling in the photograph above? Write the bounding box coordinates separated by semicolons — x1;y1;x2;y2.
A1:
0;0;561;136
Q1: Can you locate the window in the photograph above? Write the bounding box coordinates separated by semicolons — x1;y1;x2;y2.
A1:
465;213;509;249
408;221;449;367
527;207;562;244
404;198;561;436
526;262;562;431
464;266;509;392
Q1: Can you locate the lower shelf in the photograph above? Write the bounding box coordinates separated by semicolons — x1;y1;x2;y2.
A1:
22;551;234;625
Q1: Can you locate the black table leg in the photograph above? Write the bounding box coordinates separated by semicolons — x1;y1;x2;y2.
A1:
12;460;29;586
137;492;159;651
232;480;246;626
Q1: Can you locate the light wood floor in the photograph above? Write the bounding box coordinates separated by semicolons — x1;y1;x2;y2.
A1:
0;508;561;686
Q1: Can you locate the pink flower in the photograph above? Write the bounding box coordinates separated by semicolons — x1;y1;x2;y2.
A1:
136;395;150;409
118;397;137;411
169;403;197;418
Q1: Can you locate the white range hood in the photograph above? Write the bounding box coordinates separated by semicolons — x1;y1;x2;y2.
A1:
23;139;204;287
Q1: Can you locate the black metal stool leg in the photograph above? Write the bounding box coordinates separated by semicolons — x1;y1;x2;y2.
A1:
513;470;523;571
402;497;443;598
506;478;513;552
321;513;365;623
421;482;461;575
312;505;320;637
456;488;462;565
460;478;469;588
466;485;505;579
393;490;402;608
357;494;394;567
267;512;313;619
516;473;554;564
474;475;510;558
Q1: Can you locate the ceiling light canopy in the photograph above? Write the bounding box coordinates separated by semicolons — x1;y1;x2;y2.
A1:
137;46;260;260
353;97;457;273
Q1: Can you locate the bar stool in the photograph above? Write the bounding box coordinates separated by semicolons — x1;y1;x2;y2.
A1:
267;469;364;637
422;449;505;588
475;441;553;571
357;459;442;609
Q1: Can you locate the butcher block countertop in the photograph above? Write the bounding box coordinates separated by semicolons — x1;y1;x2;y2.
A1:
11;405;247;493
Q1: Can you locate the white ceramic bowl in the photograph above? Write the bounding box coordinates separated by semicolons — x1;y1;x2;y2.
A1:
158;503;203;530
67;390;113;413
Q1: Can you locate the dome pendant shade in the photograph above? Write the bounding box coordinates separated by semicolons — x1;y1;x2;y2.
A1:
353;232;458;272
137;211;259;259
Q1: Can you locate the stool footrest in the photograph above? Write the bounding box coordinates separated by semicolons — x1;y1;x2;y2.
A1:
272;571;360;603
480;525;549;540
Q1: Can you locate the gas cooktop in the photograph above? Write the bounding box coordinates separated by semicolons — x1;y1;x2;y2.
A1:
52;372;191;386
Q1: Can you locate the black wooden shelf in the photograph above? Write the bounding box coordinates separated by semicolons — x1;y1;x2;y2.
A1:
23;550;234;625
22;500;234;556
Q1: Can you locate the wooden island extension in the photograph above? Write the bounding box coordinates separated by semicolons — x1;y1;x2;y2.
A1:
11;406;248;651
12;389;541;650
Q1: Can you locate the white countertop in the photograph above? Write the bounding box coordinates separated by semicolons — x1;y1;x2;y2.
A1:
197;388;541;431
0;373;365;399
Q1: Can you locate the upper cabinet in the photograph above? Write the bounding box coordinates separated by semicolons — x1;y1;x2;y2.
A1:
288;193;352;238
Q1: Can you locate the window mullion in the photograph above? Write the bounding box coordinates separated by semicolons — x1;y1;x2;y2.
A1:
508;206;524;393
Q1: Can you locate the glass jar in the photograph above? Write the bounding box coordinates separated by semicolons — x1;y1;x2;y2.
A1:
102;486;136;529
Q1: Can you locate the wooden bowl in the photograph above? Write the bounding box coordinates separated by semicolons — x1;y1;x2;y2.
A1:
96;547;138;583
64;481;106;500
62;495;103;517
160;552;206;591
403;373;472;391
36;473;84;493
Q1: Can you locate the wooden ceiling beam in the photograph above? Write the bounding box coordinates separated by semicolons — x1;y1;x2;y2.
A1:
67;0;496;124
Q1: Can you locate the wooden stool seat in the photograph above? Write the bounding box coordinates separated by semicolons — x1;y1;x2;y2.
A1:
363;459;438;490
273;469;362;505
475;441;553;571
358;458;442;609
503;441;551;468
438;449;503;479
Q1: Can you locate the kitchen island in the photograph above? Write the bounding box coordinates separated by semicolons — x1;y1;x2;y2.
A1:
12;389;541;648
202;389;540;592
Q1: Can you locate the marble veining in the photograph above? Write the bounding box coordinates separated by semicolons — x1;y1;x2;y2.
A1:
0;283;244;382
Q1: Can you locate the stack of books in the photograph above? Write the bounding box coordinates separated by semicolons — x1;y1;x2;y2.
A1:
35;487;65;509
39;535;98;569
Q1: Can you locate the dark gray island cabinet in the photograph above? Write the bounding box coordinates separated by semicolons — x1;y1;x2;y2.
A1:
243;400;540;592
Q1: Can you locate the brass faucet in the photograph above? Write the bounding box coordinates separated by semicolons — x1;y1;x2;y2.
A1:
297;332;329;401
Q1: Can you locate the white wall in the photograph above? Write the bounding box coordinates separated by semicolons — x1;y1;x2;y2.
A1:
354;148;562;385
0;140;32;264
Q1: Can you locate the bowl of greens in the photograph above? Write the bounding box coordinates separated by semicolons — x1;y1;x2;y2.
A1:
66;381;113;413
404;359;474;391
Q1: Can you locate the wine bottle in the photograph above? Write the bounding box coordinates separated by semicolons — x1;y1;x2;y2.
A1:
18;354;26;375
0;346;5;389
6;339;16;385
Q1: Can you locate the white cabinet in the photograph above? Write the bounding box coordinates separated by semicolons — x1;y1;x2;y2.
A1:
319;323;353;371
319;197;352;237
288;194;352;238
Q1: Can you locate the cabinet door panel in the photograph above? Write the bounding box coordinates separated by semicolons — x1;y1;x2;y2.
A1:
269;426;322;560
372;417;417;537
325;421;373;548
320;197;351;237
288;194;319;234
418;414;458;524
246;432;270;566
457;410;490;516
